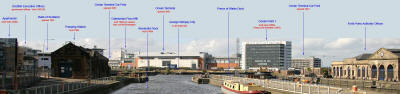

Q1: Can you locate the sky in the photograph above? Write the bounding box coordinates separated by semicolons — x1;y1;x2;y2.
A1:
1;0;399;67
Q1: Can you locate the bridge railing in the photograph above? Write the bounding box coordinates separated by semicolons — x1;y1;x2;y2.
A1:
211;75;346;94
21;77;116;94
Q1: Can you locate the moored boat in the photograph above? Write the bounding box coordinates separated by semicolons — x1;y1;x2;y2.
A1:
221;80;270;94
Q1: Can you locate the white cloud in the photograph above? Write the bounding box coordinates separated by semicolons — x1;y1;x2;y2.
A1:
294;38;400;67
21;37;400;67
324;38;360;49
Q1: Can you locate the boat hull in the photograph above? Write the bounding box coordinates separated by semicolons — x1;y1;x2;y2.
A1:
220;85;267;94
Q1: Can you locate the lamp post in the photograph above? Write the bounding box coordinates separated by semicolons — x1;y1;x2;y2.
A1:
42;39;55;52
37;39;54;84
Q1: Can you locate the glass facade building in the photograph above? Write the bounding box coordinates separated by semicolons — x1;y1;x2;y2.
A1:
0;38;18;71
241;41;291;70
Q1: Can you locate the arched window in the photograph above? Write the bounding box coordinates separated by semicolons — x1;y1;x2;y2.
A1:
379;65;385;80
371;65;377;78
347;67;351;77
337;67;340;76
362;67;365;78
357;67;361;77
366;66;369;78
388;65;394;80
333;67;336;76
340;67;343;77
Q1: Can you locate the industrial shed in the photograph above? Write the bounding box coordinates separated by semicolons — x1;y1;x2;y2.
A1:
51;42;110;79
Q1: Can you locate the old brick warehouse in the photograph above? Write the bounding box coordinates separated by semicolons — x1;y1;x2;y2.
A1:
51;42;110;79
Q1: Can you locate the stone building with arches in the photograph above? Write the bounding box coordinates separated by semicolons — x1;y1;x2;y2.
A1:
331;48;399;81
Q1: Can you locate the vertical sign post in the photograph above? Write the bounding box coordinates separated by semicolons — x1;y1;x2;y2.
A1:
217;7;244;73
138;26;158;88
289;3;320;55
155;7;175;52
169;20;196;69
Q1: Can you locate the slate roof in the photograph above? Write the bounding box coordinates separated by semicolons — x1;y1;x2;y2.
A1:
354;53;372;60
387;49;400;57
52;42;107;60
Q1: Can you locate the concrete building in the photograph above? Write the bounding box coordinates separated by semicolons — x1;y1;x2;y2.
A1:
38;53;51;69
0;38;18;71
51;42;110;79
291;57;321;69
207;56;240;70
135;52;210;70
108;60;121;69
331;48;400;81
241;41;292;70
119;49;136;69
20;47;40;71
121;49;135;63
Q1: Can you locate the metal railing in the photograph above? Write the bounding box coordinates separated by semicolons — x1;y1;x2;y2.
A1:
23;77;116;94
211;75;345;94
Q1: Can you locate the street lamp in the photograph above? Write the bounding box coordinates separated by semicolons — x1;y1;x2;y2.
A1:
37;39;54;83
42;39;55;52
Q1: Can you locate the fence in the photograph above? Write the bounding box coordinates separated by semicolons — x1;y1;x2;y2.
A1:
0;70;45;90
320;78;400;90
211;75;348;94
22;77;116;94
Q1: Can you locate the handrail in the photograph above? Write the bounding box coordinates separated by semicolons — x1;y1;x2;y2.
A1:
22;76;117;94
212;75;347;94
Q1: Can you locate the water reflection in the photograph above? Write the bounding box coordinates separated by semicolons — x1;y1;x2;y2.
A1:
111;75;222;94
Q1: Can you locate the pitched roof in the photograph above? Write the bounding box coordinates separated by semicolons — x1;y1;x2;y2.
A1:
354;53;372;60
387;49;400;57
52;42;108;60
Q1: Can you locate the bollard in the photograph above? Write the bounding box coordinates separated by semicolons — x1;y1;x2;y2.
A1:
352;85;358;93
318;84;320;94
282;81;284;90
43;86;46;94
56;84;59;93
61;82;64;92
67;83;70;92
301;83;303;93
294;82;296;93
50;85;53;94
328;85;330;94
308;83;311;94
0;89;6;94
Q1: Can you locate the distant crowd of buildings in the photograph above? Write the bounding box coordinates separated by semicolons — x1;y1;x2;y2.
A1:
1;38;325;79
0;38;44;72
5;37;399;82
0;38;110;79
109;41;321;71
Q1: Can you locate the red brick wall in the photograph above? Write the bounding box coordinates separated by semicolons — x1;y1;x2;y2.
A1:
207;63;239;69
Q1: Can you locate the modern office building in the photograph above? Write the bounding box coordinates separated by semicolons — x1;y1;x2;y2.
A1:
135;52;210;70
291;56;321;69
0;38;18;71
241;41;291;70
20;47;41;71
